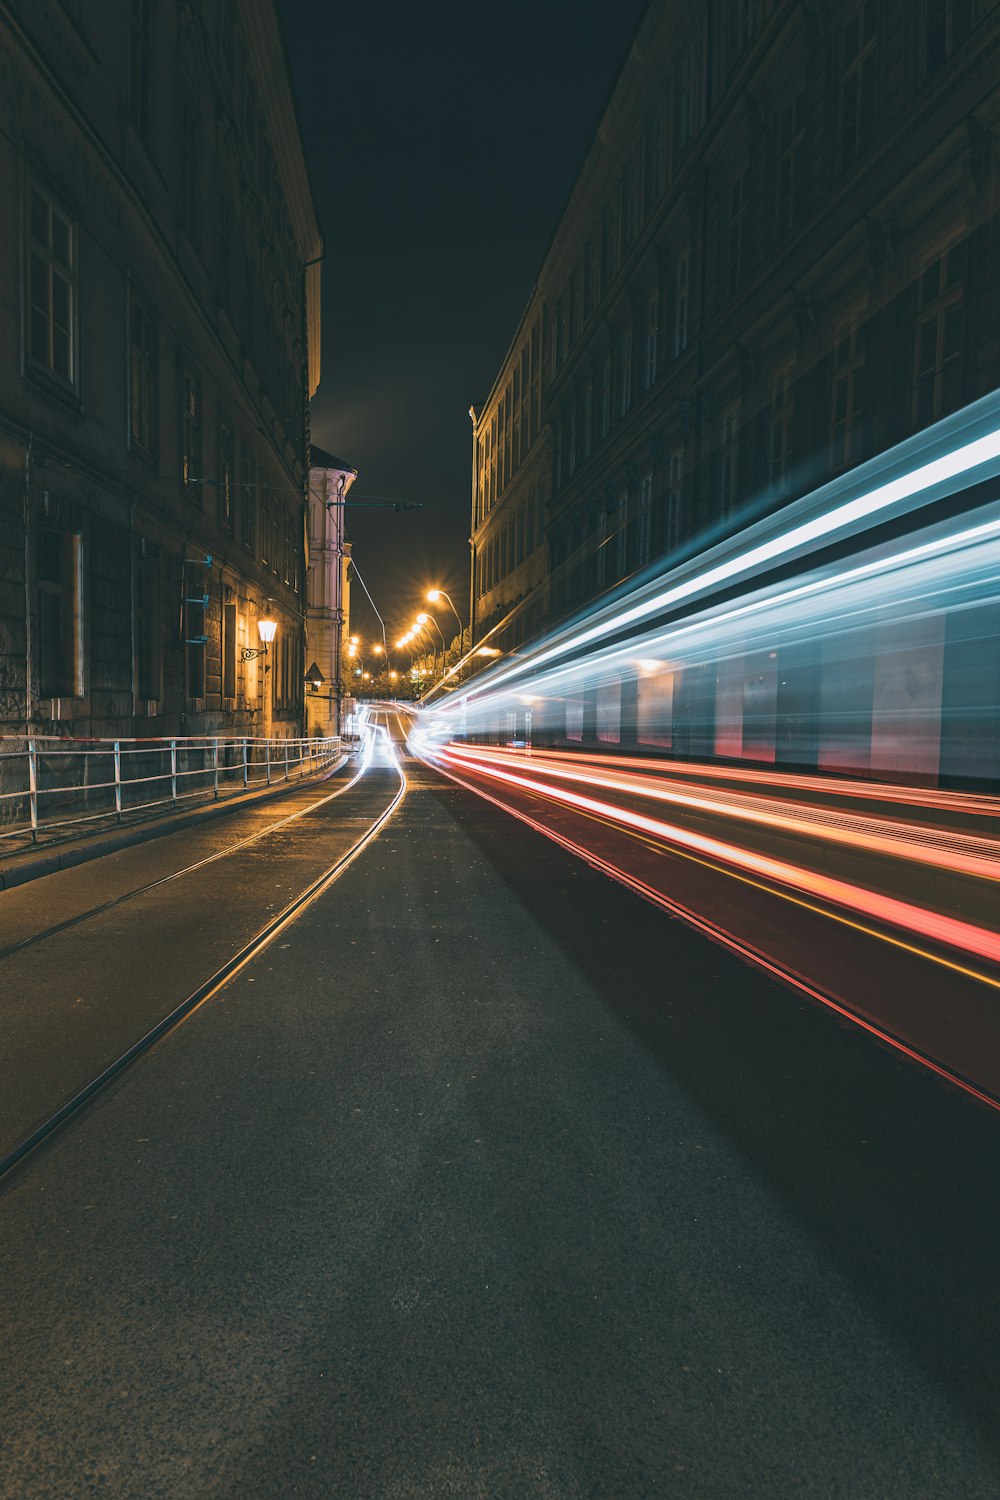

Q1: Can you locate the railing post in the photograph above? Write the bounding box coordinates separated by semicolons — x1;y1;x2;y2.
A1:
265;737;271;786
114;740;122;822
284;738;290;781
27;738;38;843
170;739;177;804
242;737;249;788
213;739;220;799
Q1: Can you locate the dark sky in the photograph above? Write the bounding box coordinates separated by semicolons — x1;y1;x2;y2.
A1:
281;1;649;650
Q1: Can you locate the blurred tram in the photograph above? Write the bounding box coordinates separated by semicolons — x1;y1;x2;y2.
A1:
424;391;1000;791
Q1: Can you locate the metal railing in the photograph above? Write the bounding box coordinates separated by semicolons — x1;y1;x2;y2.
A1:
0;734;344;851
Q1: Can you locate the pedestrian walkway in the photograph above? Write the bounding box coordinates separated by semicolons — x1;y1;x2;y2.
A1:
0;747;350;891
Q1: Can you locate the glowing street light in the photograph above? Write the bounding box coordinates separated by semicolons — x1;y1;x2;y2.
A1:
427;587;464;638
241;611;277;663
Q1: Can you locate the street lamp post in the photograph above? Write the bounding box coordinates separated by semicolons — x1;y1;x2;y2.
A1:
412;619;440;682
427;588;465;650
416;612;446;682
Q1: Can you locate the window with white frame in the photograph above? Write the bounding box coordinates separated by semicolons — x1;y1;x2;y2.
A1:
831;309;866;467
28;183;77;388
719;402;741;516
841;1;879;168
914;238;966;427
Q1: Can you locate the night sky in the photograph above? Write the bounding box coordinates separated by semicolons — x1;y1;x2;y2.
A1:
281;0;649;649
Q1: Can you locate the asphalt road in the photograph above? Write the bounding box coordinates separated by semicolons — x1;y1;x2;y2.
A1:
2;714;999;1497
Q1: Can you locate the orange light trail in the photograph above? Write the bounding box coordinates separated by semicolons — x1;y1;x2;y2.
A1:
433;744;1000;969
428;753;1000;1114
437;745;1000;884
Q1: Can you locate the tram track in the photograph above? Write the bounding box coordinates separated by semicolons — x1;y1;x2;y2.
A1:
0;737;377;962
0;724;406;1185
421;743;1000;1112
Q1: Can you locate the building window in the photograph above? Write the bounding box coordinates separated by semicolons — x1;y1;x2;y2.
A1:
776;92;806;238
719;402;741;516
180;368;201;495
220;0;235;78
129;0;154;141
241;450;256;550
725;167;750;298
646;290;659;389
37;524;82;698
674;252;690;355
600;354;612;439
243;254;255;360
914;239;965;427
620;328;632;418
553;422;563;492
832;311;866;467
28;183;77;388
223;601;237;699
271;501;280;577
643;112;662;212
567;405;577;477
283;510;291;587
611;491;628;580
926;0;972;76
261;487;270;570
770;366;794;492
676;39;698;152
620;161;638;249
219;417;234;530
129;290;156;458
183;560;207;700
841;2;879;169
135;542;160;703
637;473;653;566
219;198;232;315
664;451;684;553
180;93;201;248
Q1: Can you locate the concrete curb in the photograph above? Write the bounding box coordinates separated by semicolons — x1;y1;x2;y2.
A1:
0;753;352;892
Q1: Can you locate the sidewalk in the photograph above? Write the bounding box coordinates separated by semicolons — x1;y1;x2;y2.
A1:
0;751;351;892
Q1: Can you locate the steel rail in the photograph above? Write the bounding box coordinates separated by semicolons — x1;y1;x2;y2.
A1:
0;727;406;1186
0;739;373;962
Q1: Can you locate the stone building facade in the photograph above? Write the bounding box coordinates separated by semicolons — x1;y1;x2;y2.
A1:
471;0;1000;652
0;0;322;744
305;449;355;738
